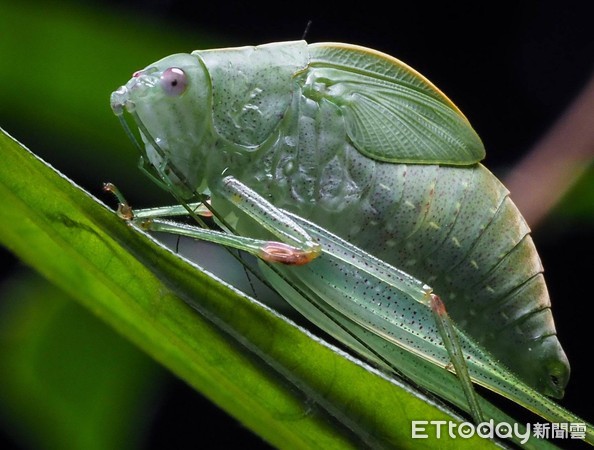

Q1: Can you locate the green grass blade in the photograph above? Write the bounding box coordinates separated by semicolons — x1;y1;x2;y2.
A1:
0;129;501;449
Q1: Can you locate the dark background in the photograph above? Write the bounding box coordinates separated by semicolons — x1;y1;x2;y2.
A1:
119;0;593;165
1;0;592;448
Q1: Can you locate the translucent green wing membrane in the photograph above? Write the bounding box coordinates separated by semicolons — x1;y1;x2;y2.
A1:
307;43;486;165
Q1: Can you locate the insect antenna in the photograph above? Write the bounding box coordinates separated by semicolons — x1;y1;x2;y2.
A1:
175;234;182;254
236;250;259;298
116;114;145;156
301;20;313;40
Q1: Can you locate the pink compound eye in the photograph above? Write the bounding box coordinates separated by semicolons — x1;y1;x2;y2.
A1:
160;67;187;96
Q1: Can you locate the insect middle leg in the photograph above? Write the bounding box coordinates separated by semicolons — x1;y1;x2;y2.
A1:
104;178;321;265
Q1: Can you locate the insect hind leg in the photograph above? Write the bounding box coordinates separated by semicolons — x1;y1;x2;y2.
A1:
429;292;485;425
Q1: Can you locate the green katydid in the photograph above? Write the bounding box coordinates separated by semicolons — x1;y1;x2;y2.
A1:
108;40;593;445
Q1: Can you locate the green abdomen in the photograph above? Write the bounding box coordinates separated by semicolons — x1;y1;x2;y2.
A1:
238;86;567;392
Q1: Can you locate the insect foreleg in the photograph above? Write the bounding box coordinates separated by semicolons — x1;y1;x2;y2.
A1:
103;184;211;221
130;202;213;220
135;156;174;193
138;218;301;260
105;180;321;265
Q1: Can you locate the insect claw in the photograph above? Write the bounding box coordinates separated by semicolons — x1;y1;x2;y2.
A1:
116;203;134;220
138;218;154;230
103;182;134;220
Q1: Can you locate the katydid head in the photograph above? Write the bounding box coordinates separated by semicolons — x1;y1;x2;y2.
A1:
110;53;216;199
